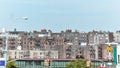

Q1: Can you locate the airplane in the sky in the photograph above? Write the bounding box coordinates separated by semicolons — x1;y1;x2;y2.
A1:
22;16;28;20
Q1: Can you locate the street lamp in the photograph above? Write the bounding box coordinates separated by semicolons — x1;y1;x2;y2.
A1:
2;17;28;68
0;29;9;68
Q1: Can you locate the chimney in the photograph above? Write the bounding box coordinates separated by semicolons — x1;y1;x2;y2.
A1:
41;29;47;32
66;29;72;32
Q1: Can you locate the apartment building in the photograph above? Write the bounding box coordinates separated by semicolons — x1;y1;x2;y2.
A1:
0;29;116;61
8;50;58;60
0;30;19;50
61;30;80;59
88;30;110;45
114;31;120;43
79;31;88;44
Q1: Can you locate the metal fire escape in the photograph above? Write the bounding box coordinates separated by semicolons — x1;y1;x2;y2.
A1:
89;46;95;60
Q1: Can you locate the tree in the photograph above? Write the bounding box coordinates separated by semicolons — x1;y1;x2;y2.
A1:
6;56;17;68
6;61;17;68
80;55;84;59
76;55;84;59
66;59;87;68
66;59;95;68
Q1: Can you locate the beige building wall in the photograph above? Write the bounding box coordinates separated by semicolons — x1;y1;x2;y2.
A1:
102;45;108;60
8;50;28;59
8;50;58;60
29;50;58;58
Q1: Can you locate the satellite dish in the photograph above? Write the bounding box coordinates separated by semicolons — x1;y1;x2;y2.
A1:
17;46;22;50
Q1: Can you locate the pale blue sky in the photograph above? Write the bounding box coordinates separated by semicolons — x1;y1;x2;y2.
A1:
0;0;120;32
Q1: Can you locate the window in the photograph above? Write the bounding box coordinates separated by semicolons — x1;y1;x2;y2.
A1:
106;37;108;40
75;34;78;36
25;61;33;65
105;34;108;37
90;34;92;36
24;42;26;44
35;61;41;65
30;46;32;48
40;52;42;55
15;52;16;54
19;52;21;54
118;55;120;63
24;46;26;48
30;42;32;44
33;52;38;58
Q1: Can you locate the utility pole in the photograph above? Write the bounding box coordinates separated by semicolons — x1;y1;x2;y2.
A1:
5;32;8;68
2;29;8;68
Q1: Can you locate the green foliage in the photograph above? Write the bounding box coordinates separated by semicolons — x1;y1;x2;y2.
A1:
66;59;95;68
6;61;17;68
6;56;17;68
76;55;79;59
76;55;84;59
80;55;84;59
66;60;87;68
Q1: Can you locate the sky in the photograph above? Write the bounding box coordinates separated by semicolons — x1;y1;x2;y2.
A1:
0;0;120;32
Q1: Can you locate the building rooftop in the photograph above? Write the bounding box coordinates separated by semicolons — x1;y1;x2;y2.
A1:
16;58;110;62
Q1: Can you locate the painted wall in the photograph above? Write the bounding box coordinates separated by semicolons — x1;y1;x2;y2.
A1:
117;45;120;64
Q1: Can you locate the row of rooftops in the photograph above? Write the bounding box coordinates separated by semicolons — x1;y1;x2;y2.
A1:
16;58;109;62
2;27;120;36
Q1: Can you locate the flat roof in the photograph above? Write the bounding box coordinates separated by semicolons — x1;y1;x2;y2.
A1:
16;58;111;62
16;58;77;61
